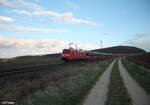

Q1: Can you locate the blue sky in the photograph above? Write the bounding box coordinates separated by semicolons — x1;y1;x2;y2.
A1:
0;0;150;58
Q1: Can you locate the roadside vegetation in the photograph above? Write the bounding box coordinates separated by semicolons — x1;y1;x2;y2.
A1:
0;58;114;105
122;58;150;94
105;59;132;105
127;53;150;69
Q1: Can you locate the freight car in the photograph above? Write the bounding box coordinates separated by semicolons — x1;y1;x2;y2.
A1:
61;48;113;62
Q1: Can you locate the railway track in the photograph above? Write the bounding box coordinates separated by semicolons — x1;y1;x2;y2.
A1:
0;60;102;76
0;63;66;76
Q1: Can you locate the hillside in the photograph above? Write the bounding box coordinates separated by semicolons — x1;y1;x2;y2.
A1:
15;53;61;59
93;46;146;54
127;53;150;69
0;53;61;68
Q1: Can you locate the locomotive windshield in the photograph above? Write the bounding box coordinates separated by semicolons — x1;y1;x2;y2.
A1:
63;49;70;53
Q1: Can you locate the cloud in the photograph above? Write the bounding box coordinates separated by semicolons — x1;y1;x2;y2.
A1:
132;33;148;40
0;35;41;48
0;24;68;32
12;9;98;26
33;11;62;17
65;18;98;26
0;35;68;57
11;9;31;16
4;0;98;26
11;9;71;18
32;11;98;26
63;12;73;18
33;11;98;26
0;16;15;22
0;35;101;58
32;11;73;18
124;33;150;51
0;35;17;48
0;0;12;7
77;43;100;50
13;0;43;11
126;39;150;52
0;35;100;50
33;0;39;2
0;0;43;11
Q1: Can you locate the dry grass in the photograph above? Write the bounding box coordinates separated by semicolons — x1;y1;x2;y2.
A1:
122;58;150;94
105;60;132;105
0;58;114;105
0;56;61;68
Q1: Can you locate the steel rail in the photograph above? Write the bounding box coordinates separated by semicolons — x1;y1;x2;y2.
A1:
0;63;65;76
0;60;105;76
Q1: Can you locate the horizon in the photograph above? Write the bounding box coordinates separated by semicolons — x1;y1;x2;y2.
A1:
0;45;147;59
0;0;150;58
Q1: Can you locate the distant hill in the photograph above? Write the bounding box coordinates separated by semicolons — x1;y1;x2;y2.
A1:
15;53;61;59
5;46;145;60
0;53;61;68
93;46;146;54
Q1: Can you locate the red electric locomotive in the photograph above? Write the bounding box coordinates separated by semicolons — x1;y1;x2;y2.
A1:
61;47;113;62
61;48;87;61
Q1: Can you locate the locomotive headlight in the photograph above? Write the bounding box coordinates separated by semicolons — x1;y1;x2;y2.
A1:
65;54;69;56
62;54;69;56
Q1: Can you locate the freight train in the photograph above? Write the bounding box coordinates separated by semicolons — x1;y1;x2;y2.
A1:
61;48;113;62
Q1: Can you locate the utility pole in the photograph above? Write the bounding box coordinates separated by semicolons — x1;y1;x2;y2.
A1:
76;43;78;50
100;40;102;48
69;43;74;48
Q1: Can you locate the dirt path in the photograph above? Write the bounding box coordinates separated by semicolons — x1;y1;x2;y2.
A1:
118;58;150;105
82;59;117;105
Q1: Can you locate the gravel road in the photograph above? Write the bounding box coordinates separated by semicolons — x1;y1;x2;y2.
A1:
119;58;150;105
82;59;117;105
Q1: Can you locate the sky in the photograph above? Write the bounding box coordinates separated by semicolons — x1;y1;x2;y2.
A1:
0;0;150;58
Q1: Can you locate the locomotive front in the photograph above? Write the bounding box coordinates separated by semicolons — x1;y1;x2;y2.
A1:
61;49;71;62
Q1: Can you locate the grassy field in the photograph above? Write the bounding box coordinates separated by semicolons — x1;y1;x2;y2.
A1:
0;58;114;105
0;54;61;68
105;59;132;105
126;53;150;69
122;58;150;94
